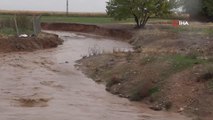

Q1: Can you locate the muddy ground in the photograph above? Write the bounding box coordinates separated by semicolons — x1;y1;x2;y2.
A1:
0;31;192;120
0;22;212;120
76;23;213;120
0;32;63;52
41;23;133;41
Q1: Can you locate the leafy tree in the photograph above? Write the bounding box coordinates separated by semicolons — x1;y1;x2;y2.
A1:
202;0;213;20
106;0;175;28
182;0;213;21
182;0;202;17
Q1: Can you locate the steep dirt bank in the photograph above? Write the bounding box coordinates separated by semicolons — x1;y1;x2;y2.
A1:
78;53;213;120
41;23;132;40
77;24;213;120
0;33;63;52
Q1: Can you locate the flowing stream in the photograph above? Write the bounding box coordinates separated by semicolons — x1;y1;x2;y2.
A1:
0;31;191;120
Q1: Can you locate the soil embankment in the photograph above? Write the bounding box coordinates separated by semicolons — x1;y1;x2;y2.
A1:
7;22;211;119
41;23;133;40
0;32;63;52
75;23;213;120
0;31;191;120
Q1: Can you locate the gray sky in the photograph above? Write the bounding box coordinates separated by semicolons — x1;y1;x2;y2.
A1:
0;0;108;12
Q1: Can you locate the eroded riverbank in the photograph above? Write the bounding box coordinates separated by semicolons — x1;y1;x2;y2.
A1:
0;31;191;120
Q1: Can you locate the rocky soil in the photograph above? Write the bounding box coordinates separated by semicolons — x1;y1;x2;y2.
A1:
77;23;213;120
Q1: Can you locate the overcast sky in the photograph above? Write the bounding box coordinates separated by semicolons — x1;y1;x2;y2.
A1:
0;0;108;12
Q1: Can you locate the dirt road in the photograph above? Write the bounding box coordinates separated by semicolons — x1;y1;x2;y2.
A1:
0;31;191;120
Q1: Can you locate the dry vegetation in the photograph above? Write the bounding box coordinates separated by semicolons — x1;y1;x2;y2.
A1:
0;14;63;52
77;23;213;120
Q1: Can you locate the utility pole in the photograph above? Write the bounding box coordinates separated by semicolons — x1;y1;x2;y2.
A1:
66;0;69;16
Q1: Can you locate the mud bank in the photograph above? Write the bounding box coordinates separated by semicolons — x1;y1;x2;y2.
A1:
0;33;63;52
77;26;213;120
41;23;132;40
0;31;191;120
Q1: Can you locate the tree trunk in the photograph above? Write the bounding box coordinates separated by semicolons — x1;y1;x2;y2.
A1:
133;14;141;28
141;16;150;28
133;14;150;29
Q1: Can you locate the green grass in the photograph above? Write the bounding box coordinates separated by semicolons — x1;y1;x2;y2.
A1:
128;81;159;101
140;56;157;65
0;14;12;20
203;28;213;36
41;16;134;24
41;16;174;24
170;55;203;71
151;54;210;84
168;55;207;72
205;75;213;92
148;87;160;96
163;25;213;36
0;14;188;25
127;54;211;101
0;27;16;35
0;14;134;24
0;27;34;36
0;15;34;36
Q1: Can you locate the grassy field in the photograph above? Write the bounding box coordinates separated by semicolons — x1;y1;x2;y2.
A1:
0;13;212;36
41;16;133;24
0;14;132;35
0;15;34;36
0;13;182;25
0;14;133;24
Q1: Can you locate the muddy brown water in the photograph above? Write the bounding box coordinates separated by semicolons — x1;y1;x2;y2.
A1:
0;31;191;120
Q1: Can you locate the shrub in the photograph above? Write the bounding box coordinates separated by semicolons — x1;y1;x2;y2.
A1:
16;15;33;30
0;15;34;35
106;76;123;89
129;80;154;101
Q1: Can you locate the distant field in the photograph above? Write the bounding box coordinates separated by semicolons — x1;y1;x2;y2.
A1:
0;14;166;24
0;14;134;24
0;10;206;25
1;11;211;27
0;10;175;24
41;16;133;24
0;10;128;24
0;10;107;17
0;13;133;35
